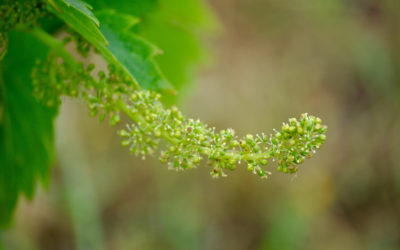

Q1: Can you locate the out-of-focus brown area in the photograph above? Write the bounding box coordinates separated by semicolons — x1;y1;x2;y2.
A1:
4;0;400;249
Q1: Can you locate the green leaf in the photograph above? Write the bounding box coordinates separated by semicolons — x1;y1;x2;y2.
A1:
85;0;216;28
46;0;108;47
62;0;100;26
85;0;216;97
156;0;217;29
95;10;175;93
47;0;174;92
0;31;57;227
137;0;217;93
138;14;207;94
85;0;158;17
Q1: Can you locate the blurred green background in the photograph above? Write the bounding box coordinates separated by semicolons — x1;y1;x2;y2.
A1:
3;0;400;249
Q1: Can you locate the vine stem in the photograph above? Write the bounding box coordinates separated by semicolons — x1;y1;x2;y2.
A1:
116;98;270;163
25;27;78;67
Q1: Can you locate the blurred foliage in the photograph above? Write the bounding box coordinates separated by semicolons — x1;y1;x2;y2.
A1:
3;0;400;249
0;31;56;227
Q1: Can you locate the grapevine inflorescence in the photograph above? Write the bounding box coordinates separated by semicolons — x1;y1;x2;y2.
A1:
32;36;327;178
0;0;328;229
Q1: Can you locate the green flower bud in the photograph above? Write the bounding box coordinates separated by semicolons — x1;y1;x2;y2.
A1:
193;156;201;164
171;106;179;114
118;130;129;137
246;134;254;142
198;134;205;142
121;140;130;147
110;114;120;126
305;120;313;131
174;131;182;138
282;124;290;132
98;71;106;79
154;130;161;137
87;64;95;72
296;157;304;164
230;140;239;147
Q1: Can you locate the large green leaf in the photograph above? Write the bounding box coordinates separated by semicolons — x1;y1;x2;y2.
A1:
0;31;57;227
138;14;208;94
85;0;158;17
95;10;174;93
47;0;107;47
85;0;215;28
85;0;216;97
138;0;216;93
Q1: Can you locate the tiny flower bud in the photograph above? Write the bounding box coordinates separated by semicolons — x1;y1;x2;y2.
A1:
282;124;290;132
297;127;304;135
118;130;129;137
154;130;161;137
230;140;239;147
121;140;130;147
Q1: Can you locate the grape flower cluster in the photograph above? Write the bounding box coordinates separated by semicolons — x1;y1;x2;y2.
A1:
32;42;327;179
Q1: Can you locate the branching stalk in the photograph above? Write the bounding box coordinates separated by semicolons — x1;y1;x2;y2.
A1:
31;35;327;178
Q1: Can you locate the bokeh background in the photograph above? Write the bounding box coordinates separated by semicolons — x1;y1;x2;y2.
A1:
4;0;400;249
